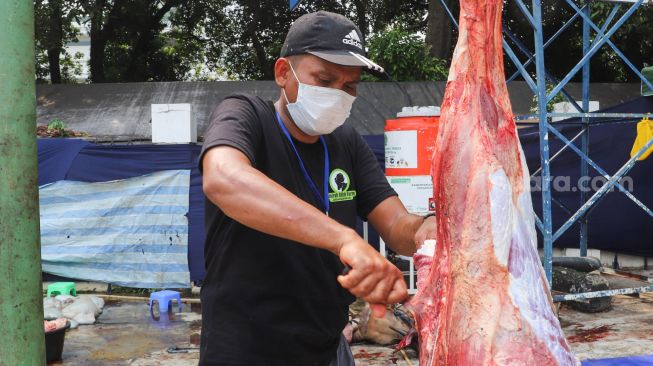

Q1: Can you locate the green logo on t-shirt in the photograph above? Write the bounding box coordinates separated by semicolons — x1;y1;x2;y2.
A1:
328;169;357;202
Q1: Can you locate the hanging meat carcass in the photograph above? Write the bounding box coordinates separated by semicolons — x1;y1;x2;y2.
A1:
401;0;579;364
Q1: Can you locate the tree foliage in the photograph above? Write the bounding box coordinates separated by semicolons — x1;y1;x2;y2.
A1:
365;27;448;81
34;0;83;83
79;0;207;82
33;0;653;83
198;0;427;80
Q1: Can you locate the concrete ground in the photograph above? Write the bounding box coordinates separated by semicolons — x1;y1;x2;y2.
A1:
562;292;653;361
48;300;202;366
49;294;653;365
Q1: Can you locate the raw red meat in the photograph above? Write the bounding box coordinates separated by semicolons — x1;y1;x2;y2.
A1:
403;0;578;364
44;318;68;333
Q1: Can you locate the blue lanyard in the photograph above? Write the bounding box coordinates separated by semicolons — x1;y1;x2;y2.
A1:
275;112;330;214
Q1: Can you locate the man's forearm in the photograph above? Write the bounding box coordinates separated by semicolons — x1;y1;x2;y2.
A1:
204;146;412;306
367;197;434;257
383;213;423;256
203;150;355;255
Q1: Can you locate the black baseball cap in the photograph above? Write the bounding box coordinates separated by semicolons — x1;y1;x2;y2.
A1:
280;11;385;76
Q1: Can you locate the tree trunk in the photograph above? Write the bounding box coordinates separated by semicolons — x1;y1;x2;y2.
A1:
89;23;106;83
352;0;367;46
252;34;273;79
89;0;107;83
88;0;123;83
124;26;152;82
46;0;63;83
426;0;456;60
123;0;183;82
244;0;273;79
47;49;62;83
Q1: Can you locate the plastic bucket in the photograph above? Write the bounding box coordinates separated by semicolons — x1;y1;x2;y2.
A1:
45;320;70;362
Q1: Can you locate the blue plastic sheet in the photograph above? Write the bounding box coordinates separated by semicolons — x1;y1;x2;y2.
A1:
582;354;653;366
38;140;206;283
519;96;653;254
40;170;191;288
38;138;90;184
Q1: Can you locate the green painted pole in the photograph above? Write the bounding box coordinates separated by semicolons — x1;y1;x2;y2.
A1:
0;1;46;365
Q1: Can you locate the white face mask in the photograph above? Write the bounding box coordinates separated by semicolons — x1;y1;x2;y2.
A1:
283;62;356;136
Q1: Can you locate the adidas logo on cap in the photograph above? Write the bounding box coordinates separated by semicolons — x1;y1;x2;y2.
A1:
342;30;362;49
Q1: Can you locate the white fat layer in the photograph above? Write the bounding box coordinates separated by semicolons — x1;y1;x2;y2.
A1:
507;190;574;364
490;159;573;363
517;146;539;248
417;239;436;257
489;169;512;267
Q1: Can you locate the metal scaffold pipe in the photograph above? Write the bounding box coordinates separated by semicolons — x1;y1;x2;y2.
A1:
0;1;46;365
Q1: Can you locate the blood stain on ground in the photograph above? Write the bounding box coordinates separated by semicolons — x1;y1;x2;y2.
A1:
353;349;385;359
568;325;614;343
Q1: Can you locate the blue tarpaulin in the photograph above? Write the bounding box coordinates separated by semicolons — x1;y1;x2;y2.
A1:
519;96;653;254
582;354;653;365
40;170;191;288
38;141;206;283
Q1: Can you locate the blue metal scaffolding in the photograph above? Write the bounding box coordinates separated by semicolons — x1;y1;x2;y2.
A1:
288;0;653;301
436;0;653;301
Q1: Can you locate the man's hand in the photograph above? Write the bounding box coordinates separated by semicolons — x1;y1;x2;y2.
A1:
336;232;407;309
414;215;436;250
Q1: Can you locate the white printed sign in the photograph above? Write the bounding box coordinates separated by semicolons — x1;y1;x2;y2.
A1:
387;175;433;214
385;130;418;169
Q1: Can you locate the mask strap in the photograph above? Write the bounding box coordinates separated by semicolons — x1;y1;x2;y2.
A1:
288;61;300;83
283;60;301;105
282;88;291;105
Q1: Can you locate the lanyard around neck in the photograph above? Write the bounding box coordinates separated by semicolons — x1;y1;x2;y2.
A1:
275;112;330;215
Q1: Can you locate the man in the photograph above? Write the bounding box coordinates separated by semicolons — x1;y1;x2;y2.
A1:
199;11;435;366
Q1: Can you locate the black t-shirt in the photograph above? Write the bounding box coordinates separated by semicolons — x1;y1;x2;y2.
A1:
198;94;396;366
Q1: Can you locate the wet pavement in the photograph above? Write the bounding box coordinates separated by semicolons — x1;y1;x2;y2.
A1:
50;298;419;365
50;295;653;365
561;292;653;361
49;300;202;366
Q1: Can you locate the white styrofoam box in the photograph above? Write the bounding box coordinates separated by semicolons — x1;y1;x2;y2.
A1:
387;175;434;214
552;101;599;122
396;106;440;118
151;103;196;143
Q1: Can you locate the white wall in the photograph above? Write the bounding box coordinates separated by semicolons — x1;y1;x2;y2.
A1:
538;248;649;269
